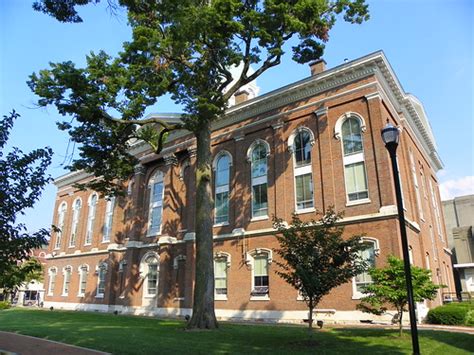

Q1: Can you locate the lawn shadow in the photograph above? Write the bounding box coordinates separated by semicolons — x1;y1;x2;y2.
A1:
418;329;474;354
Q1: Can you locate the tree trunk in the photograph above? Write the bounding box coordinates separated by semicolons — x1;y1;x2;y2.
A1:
398;308;403;337
187;120;218;329
308;299;314;335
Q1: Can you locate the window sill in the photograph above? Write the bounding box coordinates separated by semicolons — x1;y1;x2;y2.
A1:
68;245;75;249
215;295;228;301
250;215;268;222
146;233;162;238
95;294;104;299
294;208;315;215
61;294;69;297
173;297;185;302
144;295;157;299
84;243;92;246
351;294;364;300
101;240;110;244
213;222;229;227
250;295;270;301
77;294;85;298
346;198;371;207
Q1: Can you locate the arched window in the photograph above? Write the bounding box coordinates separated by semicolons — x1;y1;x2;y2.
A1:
78;264;89;297
102;197;115;243
249;141;269;218
48;267;57;295
141;253;160;297
213;152;231;224
148;171;165;236
339;115;369;203
289;128;314;211
353;239;378;298
62;266;72;296
85;194;98;245
69;198;81;247
214;252;230;300
55;202;67;249
96;262;107;298
247;248;272;299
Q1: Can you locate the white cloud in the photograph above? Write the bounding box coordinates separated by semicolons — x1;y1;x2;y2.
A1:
439;176;474;200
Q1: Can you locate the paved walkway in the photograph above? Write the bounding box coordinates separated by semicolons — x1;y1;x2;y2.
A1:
0;332;109;355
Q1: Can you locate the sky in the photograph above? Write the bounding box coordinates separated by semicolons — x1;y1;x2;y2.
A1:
1;0;473;233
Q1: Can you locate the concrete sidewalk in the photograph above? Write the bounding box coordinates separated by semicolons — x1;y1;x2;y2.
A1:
0;331;109;355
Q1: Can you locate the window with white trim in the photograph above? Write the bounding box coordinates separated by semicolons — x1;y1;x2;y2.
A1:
96;263;107;297
148;171;165;236
354;240;376;296
248;249;272;298
214;153;231;224
408;245;414;265
141;254;159;297
250;141;269;218
85;194;98;245
290;128;314;211
341;116;368;203
48;268;57;295
102;197;115;242
409;151;423;221
55;202;67;249
214;254;229;299
78;265;88;297
62;266;72;296
429;179;444;242
429;225;438;261
69;198;81;247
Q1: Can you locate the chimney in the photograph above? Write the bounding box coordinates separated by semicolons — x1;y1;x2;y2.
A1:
309;59;326;76
234;90;249;105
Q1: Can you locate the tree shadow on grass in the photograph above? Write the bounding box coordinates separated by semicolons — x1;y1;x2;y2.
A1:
418;329;474;354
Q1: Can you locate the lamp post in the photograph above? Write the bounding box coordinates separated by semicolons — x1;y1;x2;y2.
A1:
381;122;420;355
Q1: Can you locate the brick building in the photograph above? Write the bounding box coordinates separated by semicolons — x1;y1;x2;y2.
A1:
43;51;453;323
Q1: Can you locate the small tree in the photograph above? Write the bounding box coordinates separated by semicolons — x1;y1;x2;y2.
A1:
274;208;368;331
0;111;52;299
357;255;442;336
0;259;44;301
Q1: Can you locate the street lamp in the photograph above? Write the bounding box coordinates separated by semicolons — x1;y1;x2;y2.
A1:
381;121;420;355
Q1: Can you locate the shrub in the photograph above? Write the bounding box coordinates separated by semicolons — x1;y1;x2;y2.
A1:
0;301;11;310
427;304;472;325
465;310;474;326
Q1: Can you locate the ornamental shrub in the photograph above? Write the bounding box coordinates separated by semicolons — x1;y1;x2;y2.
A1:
0;301;11;310
427;304;472;325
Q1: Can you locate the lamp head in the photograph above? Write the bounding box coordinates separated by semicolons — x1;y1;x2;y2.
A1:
381;121;400;152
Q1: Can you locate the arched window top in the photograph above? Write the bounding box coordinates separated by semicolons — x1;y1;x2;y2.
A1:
212;150;233;171
148;170;164;186
173;255;187;269
288;127;315;154
49;266;58;274
334;112;367;142
246;248;273;265
246;139;270;163
58;202;67;212
214;251;231;266
63;265;73;273
360;237;380;256
139;251;160;276
73;198;82;209
96;262;108;272
88;193;98;206
78;264;89;273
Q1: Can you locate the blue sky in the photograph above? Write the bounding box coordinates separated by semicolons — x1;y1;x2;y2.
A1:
1;0;473;233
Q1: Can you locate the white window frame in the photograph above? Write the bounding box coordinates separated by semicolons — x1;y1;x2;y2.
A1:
288;127;315;213
429;179;444;242
69;198;82;248
85;193;98;245
214;252;231;301
247;140;270;220
48;267;57;296
77;264;89;297
335;113;370;206
212;151;232;226
102;196;115;243
96;262;107;298
352;238;379;299
55;202;67;250
409;151;424;221
147;171;165;237
62;266;72;296
140;252;160;298
246;248;272;300
429;225;438;261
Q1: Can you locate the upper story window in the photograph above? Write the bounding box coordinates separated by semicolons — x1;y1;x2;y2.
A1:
429;179;444;242
148;171;165;236
336;114;369;204
289;128;315;212
247;248;272;299
214;252;230;300
96;262;107;298
248;140;269;219
410;150;424;221
69;198;82;248
62;266;72;296
55;202;67;249
102;197;115;243
78;264;89;297
85;193;98;245
353;238;379;298
213;152;231;225
48;267;57;295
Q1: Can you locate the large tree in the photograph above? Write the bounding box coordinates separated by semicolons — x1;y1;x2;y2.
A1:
0;111;51;295
30;0;369;329
357;256;442;336
274;209;368;331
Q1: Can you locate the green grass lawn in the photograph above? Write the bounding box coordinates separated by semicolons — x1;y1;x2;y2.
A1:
0;308;473;354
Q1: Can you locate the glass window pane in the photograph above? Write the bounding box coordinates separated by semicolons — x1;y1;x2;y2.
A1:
216;155;230;187
215;192;229;224
251;144;267;179
152;182;163;203
254;256;268;276
296;174;314;209
294;131;311;166
342;118;363;155
252;183;268;217
345;162;368;201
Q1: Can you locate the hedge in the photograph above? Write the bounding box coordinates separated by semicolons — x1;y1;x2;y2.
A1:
0;301;11;310
427;303;474;326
